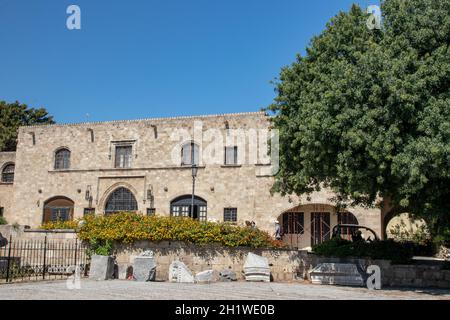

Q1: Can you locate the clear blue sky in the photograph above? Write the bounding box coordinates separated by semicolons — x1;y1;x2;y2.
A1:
0;0;379;124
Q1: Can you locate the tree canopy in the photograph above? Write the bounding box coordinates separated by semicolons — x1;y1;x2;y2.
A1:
0;101;54;151
268;0;450;239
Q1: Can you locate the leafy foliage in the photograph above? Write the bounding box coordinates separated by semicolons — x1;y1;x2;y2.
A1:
268;0;450;238
88;239;113;256
78;212;283;249
0;101;54;151
312;238;432;264
40;220;79;230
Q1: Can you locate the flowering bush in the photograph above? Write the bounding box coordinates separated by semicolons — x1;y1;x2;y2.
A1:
78;212;283;249
40;220;79;230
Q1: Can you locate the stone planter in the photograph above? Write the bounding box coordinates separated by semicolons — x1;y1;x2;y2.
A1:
89;255;115;280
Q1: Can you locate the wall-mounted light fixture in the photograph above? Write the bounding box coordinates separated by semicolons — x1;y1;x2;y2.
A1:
85;185;92;201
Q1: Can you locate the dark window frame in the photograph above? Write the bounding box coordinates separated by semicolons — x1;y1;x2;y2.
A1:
104;187;138;214
0;207;4;217
83;208;96;216
224;207;238;222
1;163;15;183
54;149;71;170
281;211;304;235
147;208;156;216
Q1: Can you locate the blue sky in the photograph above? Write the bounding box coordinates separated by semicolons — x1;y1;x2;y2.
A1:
0;0;379;124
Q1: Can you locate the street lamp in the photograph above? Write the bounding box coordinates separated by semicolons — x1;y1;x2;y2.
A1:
191;164;198;219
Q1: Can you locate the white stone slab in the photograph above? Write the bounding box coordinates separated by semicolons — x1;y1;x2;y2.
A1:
169;261;194;283
309;263;365;286
243;253;270;282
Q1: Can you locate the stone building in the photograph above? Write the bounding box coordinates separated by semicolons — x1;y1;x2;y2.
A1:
0;111;386;248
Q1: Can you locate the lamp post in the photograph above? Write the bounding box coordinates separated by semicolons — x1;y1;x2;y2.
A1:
191;164;198;219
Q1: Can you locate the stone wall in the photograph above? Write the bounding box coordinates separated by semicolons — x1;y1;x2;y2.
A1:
114;241;450;288
0;152;16;223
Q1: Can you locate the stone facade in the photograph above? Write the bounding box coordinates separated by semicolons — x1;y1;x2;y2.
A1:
0;111;383;248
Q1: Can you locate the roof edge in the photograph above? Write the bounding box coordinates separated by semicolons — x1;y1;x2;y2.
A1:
20;111;268;130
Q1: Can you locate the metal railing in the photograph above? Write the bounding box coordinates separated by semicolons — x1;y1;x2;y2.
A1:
0;235;89;284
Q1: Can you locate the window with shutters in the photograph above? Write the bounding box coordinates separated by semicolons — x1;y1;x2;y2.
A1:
224;146;238;165
115;146;133;168
181;141;199;166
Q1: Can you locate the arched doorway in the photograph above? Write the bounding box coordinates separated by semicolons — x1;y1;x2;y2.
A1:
170;195;207;221
104;187;138;215
43;196;74;223
279;204;336;249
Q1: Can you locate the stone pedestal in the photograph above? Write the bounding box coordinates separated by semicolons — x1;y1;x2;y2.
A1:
309;263;365;286
243;253;270;282
89;255;115;281
133;256;157;282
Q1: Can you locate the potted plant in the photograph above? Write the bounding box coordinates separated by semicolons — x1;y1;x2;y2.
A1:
88;239;115;280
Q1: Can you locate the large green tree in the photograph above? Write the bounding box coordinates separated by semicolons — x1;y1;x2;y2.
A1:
0;101;54;151
268;0;450;240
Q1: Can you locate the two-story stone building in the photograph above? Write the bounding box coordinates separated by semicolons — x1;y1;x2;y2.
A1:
0;111;385;248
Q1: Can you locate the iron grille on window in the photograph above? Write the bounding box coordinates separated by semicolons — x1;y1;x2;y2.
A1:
54;149;70;170
224;146;238;165
50;208;71;221
147;208;156;216
1;164;14;183
224;208;237;222
115;146;133;168
105;187;138;214
282;212;304;234
181;142;199;166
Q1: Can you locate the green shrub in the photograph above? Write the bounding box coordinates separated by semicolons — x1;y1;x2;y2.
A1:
312;238;416;264
0;216;7;225
78;212;283;249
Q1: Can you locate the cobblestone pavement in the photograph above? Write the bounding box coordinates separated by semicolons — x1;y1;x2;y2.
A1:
0;280;449;300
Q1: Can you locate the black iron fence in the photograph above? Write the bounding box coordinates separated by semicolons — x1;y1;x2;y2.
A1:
0;236;90;284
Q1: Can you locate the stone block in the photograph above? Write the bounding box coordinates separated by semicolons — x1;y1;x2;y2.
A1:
309;263;365;287
219;269;237;282
195;270;215;283
89;255;115;281
243;253;270;282
133;256;157;282
169;261;194;283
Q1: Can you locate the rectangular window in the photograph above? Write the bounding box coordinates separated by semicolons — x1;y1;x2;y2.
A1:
115;146;132;168
282;212;304;235
224;208;237;222
224;146;238;165
84;208;95;216
0;207;4;217
147;208;156;216
51;208;70;222
199;206;207;222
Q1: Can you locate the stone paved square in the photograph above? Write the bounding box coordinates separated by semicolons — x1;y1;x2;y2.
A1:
0;280;449;300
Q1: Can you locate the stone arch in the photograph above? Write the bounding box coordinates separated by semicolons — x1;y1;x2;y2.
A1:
1;162;15;183
99;182;140;214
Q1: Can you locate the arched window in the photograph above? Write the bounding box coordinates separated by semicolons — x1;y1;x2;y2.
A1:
54;148;71;170
338;211;359;240
1;164;15;183
43;196;74;223
104;187;138;215
181;141;199;166
170;195;207;221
